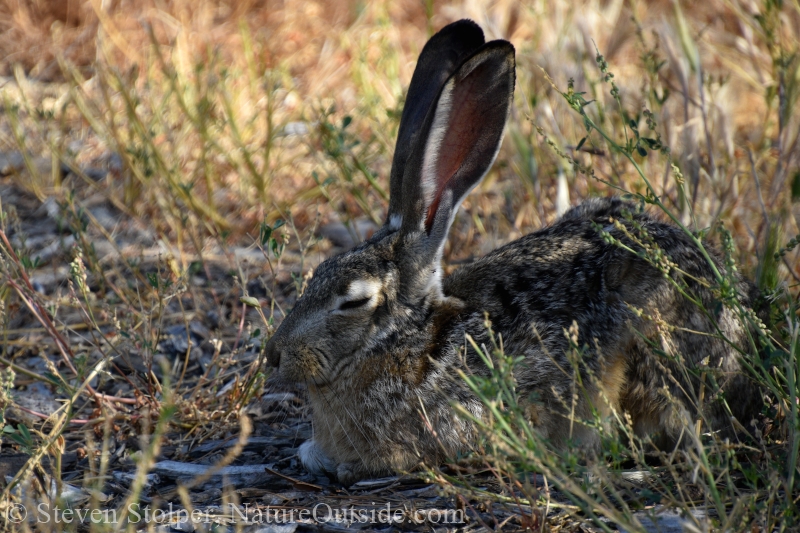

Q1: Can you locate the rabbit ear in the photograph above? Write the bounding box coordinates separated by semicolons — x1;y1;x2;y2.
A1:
400;40;515;249
386;20;485;229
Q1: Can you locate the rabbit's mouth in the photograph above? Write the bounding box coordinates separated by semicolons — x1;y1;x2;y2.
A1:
266;340;334;386
273;347;348;389
300;356;338;387
275;362;332;387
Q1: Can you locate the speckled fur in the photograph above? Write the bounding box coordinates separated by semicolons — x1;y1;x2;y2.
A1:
265;21;761;485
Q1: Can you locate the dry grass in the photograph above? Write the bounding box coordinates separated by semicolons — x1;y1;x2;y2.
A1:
0;0;799;531
1;0;798;264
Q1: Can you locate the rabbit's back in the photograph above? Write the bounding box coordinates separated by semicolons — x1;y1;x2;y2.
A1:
444;197;761;447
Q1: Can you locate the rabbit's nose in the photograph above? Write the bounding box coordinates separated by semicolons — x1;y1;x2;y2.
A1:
265;337;281;368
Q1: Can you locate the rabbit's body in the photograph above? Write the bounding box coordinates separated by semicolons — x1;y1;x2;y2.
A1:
284;198;760;484
446;197;760;446
266;20;761;486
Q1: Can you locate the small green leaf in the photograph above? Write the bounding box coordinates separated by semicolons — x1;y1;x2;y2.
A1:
9;433;28;447
637;145;648;157
791;171;800;202
260;220;285;246
576;137;587;151
18;423;31;442
259;224;273;246
44;372;64;388
240;296;261;308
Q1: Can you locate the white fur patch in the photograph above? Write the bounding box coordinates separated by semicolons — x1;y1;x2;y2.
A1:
298;439;336;474
346;279;381;300
420;82;454;211
425;266;445;300
556;170;570;216
333;278;382;312
389;213;402;230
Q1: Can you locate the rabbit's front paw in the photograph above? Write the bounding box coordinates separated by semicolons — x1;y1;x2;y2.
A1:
298;439;336;476
336;462;368;487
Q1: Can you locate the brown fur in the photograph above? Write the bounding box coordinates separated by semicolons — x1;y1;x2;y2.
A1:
264;21;762;485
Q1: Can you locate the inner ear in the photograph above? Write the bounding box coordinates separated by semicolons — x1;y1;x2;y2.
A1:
423;44;514;234
386;20;485;228
421;71;491;231
400;41;515;238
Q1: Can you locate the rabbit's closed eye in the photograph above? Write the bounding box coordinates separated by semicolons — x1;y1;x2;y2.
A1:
332;278;382;313
338;297;371;311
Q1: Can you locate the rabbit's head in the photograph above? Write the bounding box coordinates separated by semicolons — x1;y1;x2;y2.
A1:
266;20;515;387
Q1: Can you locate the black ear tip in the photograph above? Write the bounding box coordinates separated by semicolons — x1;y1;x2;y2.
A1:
435;18;485;45
439;19;482;34
438;20;516;62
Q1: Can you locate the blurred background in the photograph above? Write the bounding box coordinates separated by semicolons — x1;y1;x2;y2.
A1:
1;1;797;272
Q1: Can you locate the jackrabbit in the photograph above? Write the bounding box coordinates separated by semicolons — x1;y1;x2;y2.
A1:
265;19;762;486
